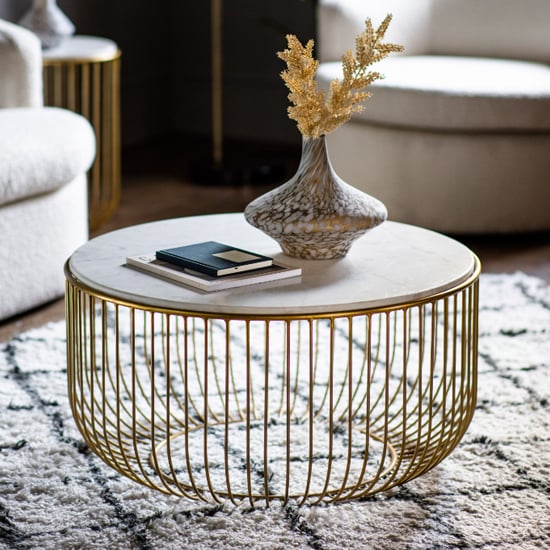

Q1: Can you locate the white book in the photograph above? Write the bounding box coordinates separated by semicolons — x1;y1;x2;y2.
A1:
126;253;302;292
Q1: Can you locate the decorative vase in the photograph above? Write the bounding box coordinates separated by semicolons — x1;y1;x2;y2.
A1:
244;136;387;260
19;0;75;49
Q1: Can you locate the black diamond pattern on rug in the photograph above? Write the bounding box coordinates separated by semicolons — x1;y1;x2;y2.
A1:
0;273;548;550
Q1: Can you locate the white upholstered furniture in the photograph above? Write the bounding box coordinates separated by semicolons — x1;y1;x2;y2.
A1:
317;0;550;233
0;19;95;321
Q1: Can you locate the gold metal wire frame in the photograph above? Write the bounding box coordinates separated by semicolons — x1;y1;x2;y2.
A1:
65;258;480;506
43;51;121;230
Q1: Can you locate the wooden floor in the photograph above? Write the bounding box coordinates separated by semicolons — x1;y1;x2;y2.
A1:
1;136;549;341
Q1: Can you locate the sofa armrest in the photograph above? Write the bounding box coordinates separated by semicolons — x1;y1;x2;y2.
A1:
0;18;43;108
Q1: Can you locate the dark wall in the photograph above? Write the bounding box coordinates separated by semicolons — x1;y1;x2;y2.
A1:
0;0;316;146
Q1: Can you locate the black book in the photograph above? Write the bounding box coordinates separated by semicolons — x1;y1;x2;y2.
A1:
155;241;273;277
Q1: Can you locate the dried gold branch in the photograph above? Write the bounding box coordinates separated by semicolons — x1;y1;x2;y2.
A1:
278;14;404;138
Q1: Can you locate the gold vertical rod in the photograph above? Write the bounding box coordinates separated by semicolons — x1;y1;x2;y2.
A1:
354;314;373;497
411;306;425;473
147;312;167;493
284;320;292;503
87;296;96;443
202;320;221;503
114;305;130;474
397;308;409;474
263;320;271;505
130;309;141;477
206;323;224;422
470;280;480;419
224;320;236;504
91;62;102;215
148;314;161;481
54;64;63;105
183;316;201;498
245;321;254;506
163;315;177;487
100;302;113;464
316;318;336;503
102;61;111;214
211;0;223;166
422;302;438;470
334;316;355;501
298;318;315;505
81;63;90;119
67;63;76;110
111;56;121;219
379;313;393;481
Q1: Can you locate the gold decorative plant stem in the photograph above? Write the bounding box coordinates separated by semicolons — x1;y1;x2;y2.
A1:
278;15;403;138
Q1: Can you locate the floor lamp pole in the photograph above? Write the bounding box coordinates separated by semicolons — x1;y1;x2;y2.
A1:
191;1;285;185
211;0;223;167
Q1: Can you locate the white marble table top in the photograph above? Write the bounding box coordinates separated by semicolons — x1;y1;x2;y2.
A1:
42;35;119;62
67;213;478;316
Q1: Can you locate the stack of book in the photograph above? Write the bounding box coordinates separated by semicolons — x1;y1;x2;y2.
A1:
126;241;302;292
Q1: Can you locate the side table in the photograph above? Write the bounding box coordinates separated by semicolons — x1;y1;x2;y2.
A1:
65;214;480;506
42;36;121;230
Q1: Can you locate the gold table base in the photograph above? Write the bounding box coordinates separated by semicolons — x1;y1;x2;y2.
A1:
43;52;121;230
65;260;479;506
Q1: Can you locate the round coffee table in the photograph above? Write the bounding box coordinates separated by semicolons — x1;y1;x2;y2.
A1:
65;213;480;505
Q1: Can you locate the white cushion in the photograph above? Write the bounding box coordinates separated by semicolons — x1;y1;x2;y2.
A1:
318;0;550;63
317;0;432;61
431;0;550;62
315;0;431;61
317;56;550;131
0;107;95;206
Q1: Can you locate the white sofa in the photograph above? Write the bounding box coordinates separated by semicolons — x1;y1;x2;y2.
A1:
316;0;550;233
0;19;95;321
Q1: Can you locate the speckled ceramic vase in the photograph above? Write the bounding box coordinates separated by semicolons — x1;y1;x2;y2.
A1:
244;136;387;259
19;0;75;49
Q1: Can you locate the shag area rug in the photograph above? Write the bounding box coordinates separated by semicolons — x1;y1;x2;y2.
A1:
0;273;549;550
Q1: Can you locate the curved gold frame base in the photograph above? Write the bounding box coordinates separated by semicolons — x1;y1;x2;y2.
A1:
149;422;398;503
65;260;479;506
